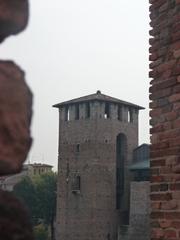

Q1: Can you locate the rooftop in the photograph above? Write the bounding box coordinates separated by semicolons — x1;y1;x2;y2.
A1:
25;163;53;168
129;160;150;170
53;91;144;110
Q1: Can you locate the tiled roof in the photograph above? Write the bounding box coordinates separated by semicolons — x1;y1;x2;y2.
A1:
53;91;144;110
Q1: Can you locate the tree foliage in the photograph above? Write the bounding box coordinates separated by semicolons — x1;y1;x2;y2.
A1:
34;224;49;240
14;172;57;228
13;176;38;224
34;172;57;225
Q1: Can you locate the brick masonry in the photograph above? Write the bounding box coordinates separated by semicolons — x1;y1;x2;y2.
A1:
149;0;180;239
55;98;141;240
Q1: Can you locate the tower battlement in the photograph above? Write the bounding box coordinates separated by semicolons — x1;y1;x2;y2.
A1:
53;91;144;122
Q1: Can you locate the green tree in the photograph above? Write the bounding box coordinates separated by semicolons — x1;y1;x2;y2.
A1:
34;224;48;240
14;176;38;224
14;172;57;239
34;172;57;239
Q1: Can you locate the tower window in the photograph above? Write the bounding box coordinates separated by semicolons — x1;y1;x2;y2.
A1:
75;104;79;120
72;176;81;192
104;102;110;119
76;144;80;153
65;106;70;121
118;105;123;121
85;102;90;118
128;108;133;123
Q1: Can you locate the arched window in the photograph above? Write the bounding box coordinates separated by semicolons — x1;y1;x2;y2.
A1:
116;133;127;209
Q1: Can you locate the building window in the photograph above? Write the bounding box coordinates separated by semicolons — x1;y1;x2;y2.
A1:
85;102;90;118
76;144;80;153
75;104;79;120
118;105;123;121
133;170;150;182
65;106;70;121
128;108;133;123
104;102;110;119
72;176;81;193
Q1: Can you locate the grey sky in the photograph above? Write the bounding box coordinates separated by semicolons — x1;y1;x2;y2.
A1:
0;0;150;169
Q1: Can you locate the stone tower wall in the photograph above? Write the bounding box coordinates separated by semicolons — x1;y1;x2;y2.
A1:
56;101;139;240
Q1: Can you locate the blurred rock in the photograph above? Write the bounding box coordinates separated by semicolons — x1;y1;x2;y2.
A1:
0;61;32;175
0;189;34;240
0;0;29;42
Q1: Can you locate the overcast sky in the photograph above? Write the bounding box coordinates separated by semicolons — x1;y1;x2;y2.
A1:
0;0;150;169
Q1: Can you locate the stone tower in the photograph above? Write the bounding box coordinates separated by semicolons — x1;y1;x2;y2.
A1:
53;91;144;240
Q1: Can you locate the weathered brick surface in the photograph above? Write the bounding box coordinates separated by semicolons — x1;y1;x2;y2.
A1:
150;0;180;239
0;0;29;42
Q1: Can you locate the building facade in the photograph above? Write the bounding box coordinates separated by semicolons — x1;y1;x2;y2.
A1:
54;91;144;240
27;163;53;177
0;163;53;191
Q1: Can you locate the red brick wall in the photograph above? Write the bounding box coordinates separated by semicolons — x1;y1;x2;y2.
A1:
149;0;180;239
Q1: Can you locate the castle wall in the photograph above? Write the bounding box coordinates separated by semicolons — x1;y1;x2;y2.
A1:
56;101;139;240
118;181;150;240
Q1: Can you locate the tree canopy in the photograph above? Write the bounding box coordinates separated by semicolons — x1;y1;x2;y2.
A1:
14;172;57;238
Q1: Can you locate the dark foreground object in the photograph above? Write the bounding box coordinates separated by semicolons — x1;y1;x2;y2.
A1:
0;190;34;240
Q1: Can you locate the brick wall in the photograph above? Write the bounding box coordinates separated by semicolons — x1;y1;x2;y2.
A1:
0;0;33;239
149;0;180;239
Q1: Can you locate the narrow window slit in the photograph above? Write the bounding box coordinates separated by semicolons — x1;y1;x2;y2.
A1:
75;104;79;120
104;102;110;119
85;102;90;118
65;106;70;121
